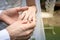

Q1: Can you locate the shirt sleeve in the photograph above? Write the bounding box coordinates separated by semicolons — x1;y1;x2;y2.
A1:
0;29;10;40
0;10;3;15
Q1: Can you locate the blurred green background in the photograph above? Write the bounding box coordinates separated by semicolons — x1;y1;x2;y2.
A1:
40;0;60;40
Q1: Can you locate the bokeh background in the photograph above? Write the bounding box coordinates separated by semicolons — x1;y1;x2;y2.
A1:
41;0;60;40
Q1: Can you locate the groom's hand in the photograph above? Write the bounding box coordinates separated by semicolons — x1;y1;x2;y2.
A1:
0;7;28;25
6;14;36;40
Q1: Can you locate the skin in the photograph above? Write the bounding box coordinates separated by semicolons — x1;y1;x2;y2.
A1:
0;6;36;40
0;0;36;40
6;17;36;40
0;6;36;25
0;7;28;24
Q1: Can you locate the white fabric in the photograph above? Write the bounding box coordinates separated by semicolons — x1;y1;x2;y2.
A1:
0;29;10;40
0;10;3;15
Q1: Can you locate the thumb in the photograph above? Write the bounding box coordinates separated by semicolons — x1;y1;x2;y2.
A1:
14;6;28;12
1;6;28;16
1;14;15;25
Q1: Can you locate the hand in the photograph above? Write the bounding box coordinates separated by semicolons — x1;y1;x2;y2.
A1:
6;16;36;40
21;6;36;22
0;7;28;24
14;6;36;40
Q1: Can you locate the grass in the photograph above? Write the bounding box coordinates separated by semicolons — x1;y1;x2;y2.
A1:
45;26;60;40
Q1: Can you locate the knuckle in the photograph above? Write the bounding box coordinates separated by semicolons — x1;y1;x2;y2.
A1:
25;31;32;36
33;22;36;27
26;31;30;35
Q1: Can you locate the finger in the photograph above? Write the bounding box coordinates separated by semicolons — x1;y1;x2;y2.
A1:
23;11;30;20
17;6;28;12
1;14;15;25
3;6;28;15
28;15;33;23
29;16;36;28
21;29;34;36
28;13;36;27
12;6;28;12
22;22;36;31
18;12;26;20
19;16;36;31
22;29;34;40
18;20;28;24
16;29;34;39
21;20;28;24
33;14;36;23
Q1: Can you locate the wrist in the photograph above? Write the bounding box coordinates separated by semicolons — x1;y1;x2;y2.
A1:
6;21;21;40
29;6;36;13
6;28;14;40
29;6;36;10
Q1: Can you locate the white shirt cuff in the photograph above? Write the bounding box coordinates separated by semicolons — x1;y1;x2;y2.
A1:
0;10;3;15
0;29;10;40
